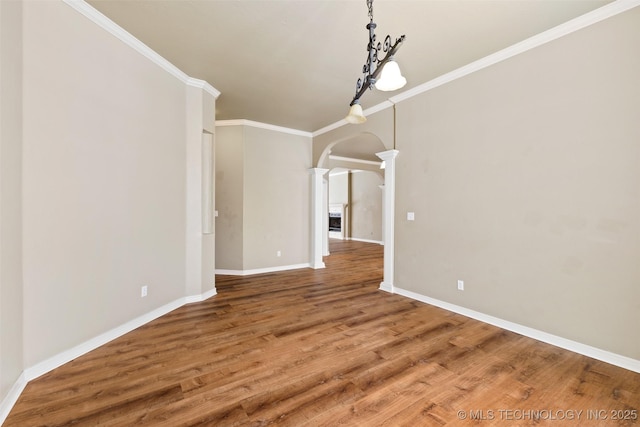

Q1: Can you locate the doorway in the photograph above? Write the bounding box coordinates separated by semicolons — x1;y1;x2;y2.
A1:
312;134;398;292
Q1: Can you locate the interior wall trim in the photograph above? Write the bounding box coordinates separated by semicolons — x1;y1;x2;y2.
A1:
23;295;214;382
215;263;311;276
62;0;220;99
0;373;27;425
24;298;179;381
314;0;640;137
216;119;312;138
344;237;384;245
185;288;218;304
313;101;394;137
1;286;219;423
394;286;640;374
347;237;384;245
389;0;640;106
328;155;382;166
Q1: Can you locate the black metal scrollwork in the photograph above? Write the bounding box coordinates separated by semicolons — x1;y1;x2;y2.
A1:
349;2;405;106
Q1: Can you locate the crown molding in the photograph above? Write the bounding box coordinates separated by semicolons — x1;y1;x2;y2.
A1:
313;120;346;138
216;119;312;138
63;0;220;99
390;0;640;105
315;0;640;136
64;0;638;136
313;101;394;138
186;77;221;99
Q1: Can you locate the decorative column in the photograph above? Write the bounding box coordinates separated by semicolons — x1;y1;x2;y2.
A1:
378;184;385;245
309;168;329;269
375;150;399;292
323;177;330;256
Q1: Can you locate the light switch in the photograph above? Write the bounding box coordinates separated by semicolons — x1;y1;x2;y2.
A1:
407;212;415;221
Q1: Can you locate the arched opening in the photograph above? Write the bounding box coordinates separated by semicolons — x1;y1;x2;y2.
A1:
311;132;398;292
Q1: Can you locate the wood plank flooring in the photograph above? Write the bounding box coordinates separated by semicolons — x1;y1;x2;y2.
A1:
6;240;640;426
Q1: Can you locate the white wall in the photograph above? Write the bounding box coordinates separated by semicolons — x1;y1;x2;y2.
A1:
0;0;24;405
215;126;244;270
351;171;383;243
20;1;217;372
215;122;312;272
0;0;218;417
394;6;640;360
329;173;348;206
243;126;312;270
329;171;382;243
22;1;187;367
0;2;218;418
185;86;217;299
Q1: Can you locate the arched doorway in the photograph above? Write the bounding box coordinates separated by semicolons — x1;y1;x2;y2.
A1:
310;133;398;293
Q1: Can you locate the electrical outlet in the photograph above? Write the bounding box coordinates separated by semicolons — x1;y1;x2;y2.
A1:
277;250;281;257
141;285;148;297
457;280;464;291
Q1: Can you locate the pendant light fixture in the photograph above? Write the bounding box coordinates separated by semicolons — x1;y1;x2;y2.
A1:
345;0;406;124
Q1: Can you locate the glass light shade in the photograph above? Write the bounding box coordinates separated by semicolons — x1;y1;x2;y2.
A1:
345;103;367;124
374;59;407;91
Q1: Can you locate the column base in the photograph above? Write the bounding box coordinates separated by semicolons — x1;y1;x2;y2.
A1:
379;281;394;293
310;261;326;270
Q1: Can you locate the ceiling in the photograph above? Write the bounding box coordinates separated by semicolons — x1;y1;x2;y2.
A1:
87;0;611;133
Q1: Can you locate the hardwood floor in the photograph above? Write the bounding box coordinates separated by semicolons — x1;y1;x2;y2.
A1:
6;240;640;426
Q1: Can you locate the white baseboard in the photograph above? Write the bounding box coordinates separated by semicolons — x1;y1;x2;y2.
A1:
184;287;217;304
0;372;27;424
1;287;219;425
394;286;640;374
379;281;394;293
23;297;186;382
348;237;383;245
216;263;311;276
